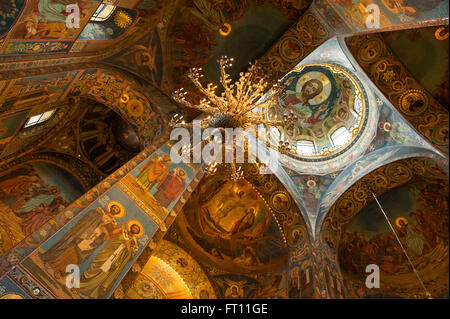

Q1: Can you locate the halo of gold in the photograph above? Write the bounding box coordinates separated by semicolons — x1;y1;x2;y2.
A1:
120;93;130;103
306;179;316;188
107;201;126;218
114;10;132;29
435;27;449;41
395;217;408;228
0;293;24;299
398;89;428;116
297;71;332;105
219;23;232;36
176;167;187;179
127;219;145;237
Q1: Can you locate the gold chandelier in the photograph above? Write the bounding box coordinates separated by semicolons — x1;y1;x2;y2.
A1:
171;56;298;129
170;56;298;180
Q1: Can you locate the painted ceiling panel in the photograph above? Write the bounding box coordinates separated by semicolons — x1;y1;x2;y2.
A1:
0;0;102;55
383;26;449;109
0;0;27;38
322;0;449;33
0;1;144;56
0;0;447;301
79;7;137;40
168;0;312;91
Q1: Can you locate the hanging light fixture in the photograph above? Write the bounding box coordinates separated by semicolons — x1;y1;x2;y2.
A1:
171;56;296;130
170;56;299;179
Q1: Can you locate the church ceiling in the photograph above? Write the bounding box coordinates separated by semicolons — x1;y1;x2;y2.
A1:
273;38;379;176
0;0;27;38
102;0;320;95
0;0;100;55
274;62;369;158
177;174;289;274
77;100;142;176
0;65;170;163
123;239;216;299
0;0;165;61
0;0;448;301
253;35;448;236
346;30;449;155
319;156;448;298
382;26;449;110
0;154;91;255
0;151;99;192
116;162;317;299
0;97;143;185
316;0;449;33
339;177;448;298
168;0;311;89
320;156;448;246
315;145;447;233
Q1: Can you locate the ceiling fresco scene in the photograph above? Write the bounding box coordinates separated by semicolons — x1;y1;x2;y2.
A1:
0;0;448;302
382;26;449;109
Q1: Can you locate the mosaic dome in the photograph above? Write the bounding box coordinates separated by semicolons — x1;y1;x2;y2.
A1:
272;63;369;160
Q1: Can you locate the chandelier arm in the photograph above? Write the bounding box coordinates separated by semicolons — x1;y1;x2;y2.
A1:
237;83;261;114
250;99;275;112
234;79;245;113
236;68;256;113
246;83;270;109
172;121;194;129
250;119;284;126
219;61;230;91
219;59;236;112
172;98;196;109
172;96;217;115
190;77;228;112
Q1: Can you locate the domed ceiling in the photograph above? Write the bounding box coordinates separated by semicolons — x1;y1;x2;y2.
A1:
177;171;288;274
168;0;311;90
79;101;142;175
274;63;368;158
338;172;449;298
262;37;446;234
0;0;448;301
382;26;449;110
269;38;380;176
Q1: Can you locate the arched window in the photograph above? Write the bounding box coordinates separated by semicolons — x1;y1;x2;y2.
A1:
330;127;351;148
90;4;116;22
296;140;316;155
23;110;56;128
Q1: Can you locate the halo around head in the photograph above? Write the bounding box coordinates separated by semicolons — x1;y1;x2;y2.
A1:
127;219;145;237
395;217;408;228
297;71;332;105
176;167;187;179
107;201;126;218
0;293;24;299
